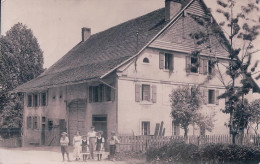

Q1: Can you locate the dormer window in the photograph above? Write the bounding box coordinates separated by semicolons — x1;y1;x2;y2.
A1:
143;57;149;63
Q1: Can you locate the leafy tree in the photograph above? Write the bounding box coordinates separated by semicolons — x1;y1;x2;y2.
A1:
0;23;44;135
190;0;260;143
170;86;215;138
247;99;260;134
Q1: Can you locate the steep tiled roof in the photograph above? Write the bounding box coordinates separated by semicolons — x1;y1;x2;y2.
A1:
14;7;169;91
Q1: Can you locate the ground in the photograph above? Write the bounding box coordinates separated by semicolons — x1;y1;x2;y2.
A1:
0;146;129;164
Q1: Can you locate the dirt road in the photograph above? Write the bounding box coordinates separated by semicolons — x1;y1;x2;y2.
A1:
0;147;126;164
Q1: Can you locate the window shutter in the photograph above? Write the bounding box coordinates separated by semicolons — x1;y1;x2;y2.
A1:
186;56;191;73
37;116;40;130
212;64;216;75
135;84;141;102
203;88;208;105
203;60;208;74
199;58;203;74
111;86;115;102
215;90;219;105
169;54;174;71
152;85;157;103
159;52;164;69
89;86;93;103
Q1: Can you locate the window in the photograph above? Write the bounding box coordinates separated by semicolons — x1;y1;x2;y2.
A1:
172;121;180;136
142;85;150;101
143;57;149;63
159;52;174;70
27;94;32;107
33;94;38;107
141;121;150;135
191;57;198;73
33;116;38;129
208;89;215;104
208;60;213;74
27;116;32;129
165;53;173;70
41;92;47;106
89;84;113;103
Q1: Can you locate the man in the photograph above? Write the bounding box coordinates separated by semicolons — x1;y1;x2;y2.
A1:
87;126;97;159
60;132;70;162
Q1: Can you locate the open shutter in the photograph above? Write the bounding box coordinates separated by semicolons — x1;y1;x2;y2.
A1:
111;87;115;102
215;90;219;105
152;85;157;103
199;58;203;74
135;84;141;102
203;60;208;75
37;116;40;130
203;88;208;105
89;86;93;103
169;54;174;71
186;56;191;73
159;52;164;69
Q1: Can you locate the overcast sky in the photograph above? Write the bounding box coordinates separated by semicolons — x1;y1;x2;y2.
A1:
2;0;259;70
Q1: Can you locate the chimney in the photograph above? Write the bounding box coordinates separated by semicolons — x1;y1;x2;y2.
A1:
165;0;182;22
82;27;91;42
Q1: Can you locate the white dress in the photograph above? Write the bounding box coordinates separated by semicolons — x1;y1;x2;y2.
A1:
73;135;82;158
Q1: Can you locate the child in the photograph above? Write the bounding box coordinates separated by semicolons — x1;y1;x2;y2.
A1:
81;135;89;161
60;132;70;162
109;131;120;161
96;131;105;161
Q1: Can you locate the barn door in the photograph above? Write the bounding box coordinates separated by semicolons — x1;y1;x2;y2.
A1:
68;100;86;143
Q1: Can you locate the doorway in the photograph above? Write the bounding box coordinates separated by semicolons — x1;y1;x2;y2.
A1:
68;100;86;143
92;115;107;139
41;117;46;145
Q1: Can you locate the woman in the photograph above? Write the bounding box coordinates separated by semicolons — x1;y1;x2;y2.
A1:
73;131;82;161
96;131;105;161
109;131;120;161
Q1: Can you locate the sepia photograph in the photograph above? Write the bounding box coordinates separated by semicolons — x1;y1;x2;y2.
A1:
0;0;260;163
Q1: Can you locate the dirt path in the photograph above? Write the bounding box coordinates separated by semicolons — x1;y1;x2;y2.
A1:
0;147;127;164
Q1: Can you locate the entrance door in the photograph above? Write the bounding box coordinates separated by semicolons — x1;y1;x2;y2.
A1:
41;117;46;145
68;100;86;143
92;115;107;139
41;124;46;145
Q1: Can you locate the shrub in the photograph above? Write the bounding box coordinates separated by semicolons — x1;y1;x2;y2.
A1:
146;141;199;163
146;142;260;164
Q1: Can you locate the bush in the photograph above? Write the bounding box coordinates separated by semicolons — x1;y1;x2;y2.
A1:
146;141;199;163
146;142;260;164
199;144;260;163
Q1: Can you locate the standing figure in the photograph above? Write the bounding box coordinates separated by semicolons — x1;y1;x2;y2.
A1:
73;131;82;161
109;131;120;161
88;126;97;159
81;135;89;161
60;132;70;162
96;131;105;161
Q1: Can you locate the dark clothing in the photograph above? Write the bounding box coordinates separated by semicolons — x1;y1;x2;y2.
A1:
96;137;104;151
110;145;116;156
82;140;88;153
61;145;69;155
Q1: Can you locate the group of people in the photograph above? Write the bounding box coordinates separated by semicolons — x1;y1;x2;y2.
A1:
60;126;120;162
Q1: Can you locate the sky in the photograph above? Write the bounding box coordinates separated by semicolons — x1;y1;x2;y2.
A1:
2;0;259;70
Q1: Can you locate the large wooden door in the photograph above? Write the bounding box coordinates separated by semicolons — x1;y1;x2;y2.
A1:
68;100;86;143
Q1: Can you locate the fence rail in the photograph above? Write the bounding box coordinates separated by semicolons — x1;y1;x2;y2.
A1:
118;135;260;152
0;137;22;148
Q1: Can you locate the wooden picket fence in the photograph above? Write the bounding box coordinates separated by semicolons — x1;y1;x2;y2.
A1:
117;134;260;152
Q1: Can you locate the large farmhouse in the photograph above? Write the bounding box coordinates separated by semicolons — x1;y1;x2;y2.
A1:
13;0;259;146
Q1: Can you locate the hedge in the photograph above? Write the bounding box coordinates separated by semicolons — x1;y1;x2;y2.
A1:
146;142;260;164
